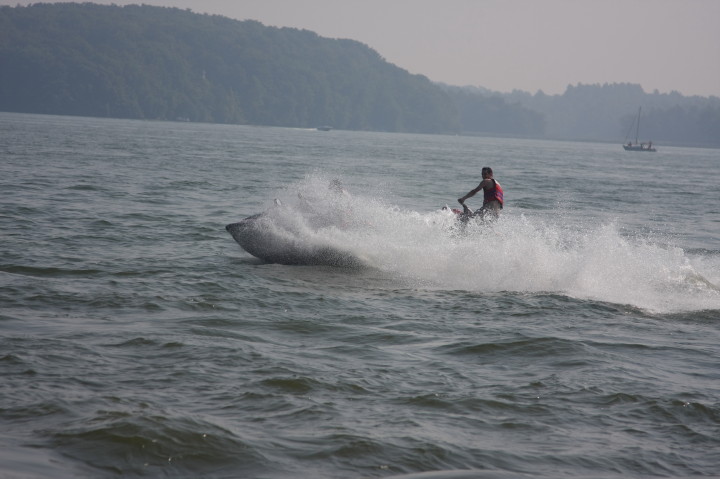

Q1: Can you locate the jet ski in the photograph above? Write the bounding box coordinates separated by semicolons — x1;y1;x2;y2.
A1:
443;203;498;223
443;204;475;223
225;204;364;267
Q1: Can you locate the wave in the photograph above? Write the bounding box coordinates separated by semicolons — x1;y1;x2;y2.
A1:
229;174;720;314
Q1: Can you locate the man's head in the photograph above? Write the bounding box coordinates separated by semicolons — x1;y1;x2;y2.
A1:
481;167;493;178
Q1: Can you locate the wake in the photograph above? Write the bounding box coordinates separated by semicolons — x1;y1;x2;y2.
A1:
247;174;720;314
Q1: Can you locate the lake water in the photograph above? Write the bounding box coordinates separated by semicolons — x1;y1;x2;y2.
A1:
1;112;719;478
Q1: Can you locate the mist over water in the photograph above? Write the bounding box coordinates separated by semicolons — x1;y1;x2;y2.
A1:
1;114;719;479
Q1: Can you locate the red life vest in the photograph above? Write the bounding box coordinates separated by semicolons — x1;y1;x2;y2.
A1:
483;179;504;206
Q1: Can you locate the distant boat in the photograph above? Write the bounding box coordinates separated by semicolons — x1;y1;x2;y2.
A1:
623;107;656;152
316;126;333;131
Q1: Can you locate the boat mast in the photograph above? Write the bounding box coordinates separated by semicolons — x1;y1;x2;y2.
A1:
635;107;641;144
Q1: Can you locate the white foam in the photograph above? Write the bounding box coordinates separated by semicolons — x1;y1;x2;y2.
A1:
270;175;720;314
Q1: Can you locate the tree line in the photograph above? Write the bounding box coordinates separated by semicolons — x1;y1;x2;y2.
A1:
1;3;718;146
502;83;720;147
0;3;544;136
0;3;458;133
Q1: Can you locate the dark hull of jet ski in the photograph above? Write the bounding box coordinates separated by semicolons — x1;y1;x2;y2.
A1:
225;214;363;267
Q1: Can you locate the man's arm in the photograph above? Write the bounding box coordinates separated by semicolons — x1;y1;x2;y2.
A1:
458;180;487;204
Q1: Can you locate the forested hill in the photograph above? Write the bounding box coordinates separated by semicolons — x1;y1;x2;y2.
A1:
0;3;459;132
503;83;720;148
0;3;463;134
1;4;717;145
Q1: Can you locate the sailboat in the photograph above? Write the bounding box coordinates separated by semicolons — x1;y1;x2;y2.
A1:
623;107;656;152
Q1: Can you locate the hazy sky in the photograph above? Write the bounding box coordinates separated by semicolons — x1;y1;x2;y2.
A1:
4;0;719;97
